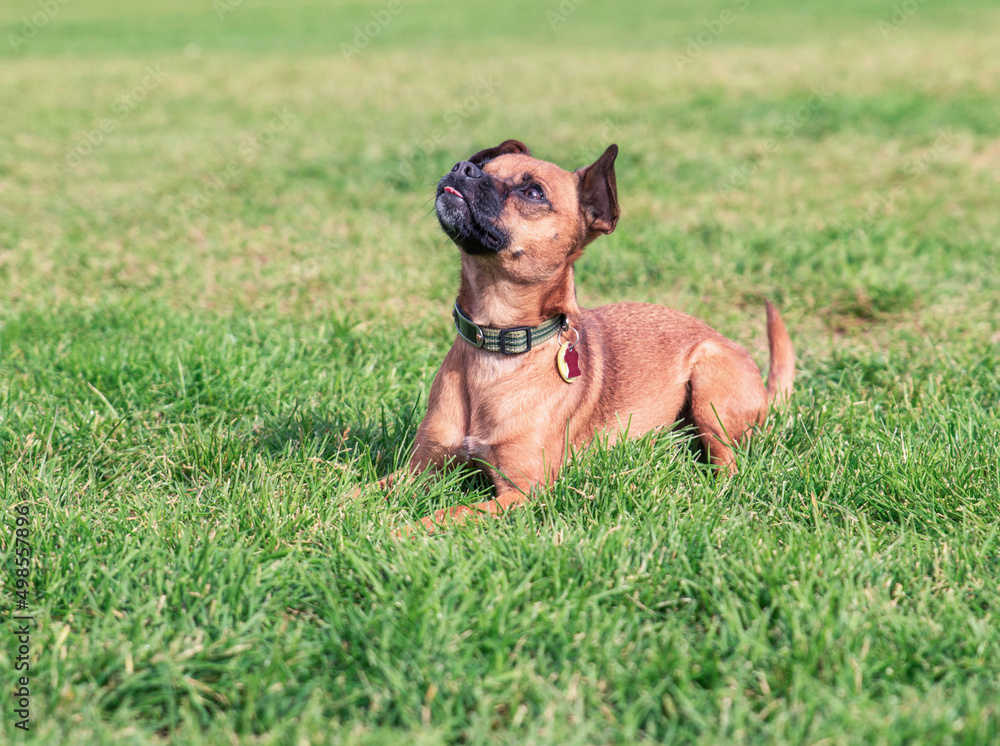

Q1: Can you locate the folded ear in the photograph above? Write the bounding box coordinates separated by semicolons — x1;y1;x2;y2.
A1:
576;144;619;237
468;139;531;167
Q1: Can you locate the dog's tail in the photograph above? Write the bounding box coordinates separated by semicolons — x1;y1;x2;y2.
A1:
765;300;795;403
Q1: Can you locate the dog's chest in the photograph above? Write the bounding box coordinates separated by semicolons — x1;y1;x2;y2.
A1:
458;434;491;462
471;349;551;406
457;349;561;455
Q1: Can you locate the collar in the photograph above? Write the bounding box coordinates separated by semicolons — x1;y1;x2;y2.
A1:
452;302;564;354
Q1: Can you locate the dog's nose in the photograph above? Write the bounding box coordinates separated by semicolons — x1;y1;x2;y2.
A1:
451;161;483;179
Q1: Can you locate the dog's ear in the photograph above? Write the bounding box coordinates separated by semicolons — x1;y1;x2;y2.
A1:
468;140;531;167
576;144;619;236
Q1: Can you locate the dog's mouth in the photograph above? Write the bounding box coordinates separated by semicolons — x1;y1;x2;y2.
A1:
435;180;508;255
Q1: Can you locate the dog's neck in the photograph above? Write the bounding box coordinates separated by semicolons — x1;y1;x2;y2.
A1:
456;257;580;328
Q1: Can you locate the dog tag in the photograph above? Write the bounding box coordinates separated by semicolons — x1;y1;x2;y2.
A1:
556;341;581;383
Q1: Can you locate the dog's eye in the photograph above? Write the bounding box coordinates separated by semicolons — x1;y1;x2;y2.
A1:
523;185;545;201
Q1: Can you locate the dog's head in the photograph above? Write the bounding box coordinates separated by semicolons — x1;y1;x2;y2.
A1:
435;140;619;282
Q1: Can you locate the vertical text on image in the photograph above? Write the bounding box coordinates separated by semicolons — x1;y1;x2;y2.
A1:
11;501;33;732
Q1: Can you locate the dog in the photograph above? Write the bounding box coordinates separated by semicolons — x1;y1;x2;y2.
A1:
385;139;794;532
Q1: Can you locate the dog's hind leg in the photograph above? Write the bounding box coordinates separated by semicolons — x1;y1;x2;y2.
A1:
686;338;769;473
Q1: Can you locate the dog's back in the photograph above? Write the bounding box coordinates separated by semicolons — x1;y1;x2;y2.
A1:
573;301;793;462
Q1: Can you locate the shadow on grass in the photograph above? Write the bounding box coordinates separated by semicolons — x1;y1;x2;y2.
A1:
248;398;496;514
251;399;420;476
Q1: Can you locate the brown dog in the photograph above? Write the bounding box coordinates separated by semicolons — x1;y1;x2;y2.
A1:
389;139;794;532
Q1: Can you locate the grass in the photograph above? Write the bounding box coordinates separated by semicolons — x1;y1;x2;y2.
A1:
2;0;1000;742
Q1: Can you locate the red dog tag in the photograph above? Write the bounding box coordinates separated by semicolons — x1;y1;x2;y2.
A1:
557;341;581;382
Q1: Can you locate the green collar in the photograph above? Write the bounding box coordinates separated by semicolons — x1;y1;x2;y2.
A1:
452;302;564;354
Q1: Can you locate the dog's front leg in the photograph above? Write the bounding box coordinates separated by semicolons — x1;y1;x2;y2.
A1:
371;443;457;500
355;346;468;496
414;481;532;533
412;443;554;533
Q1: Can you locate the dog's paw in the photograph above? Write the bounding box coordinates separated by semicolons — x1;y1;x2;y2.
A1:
349;474;398;501
391;504;484;539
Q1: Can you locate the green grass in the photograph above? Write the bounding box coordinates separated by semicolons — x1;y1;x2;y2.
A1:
2;0;1000;743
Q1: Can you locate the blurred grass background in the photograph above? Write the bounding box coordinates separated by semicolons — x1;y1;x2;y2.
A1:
1;0;999;743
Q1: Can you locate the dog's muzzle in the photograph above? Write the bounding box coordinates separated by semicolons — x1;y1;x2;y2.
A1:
436;162;508;255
